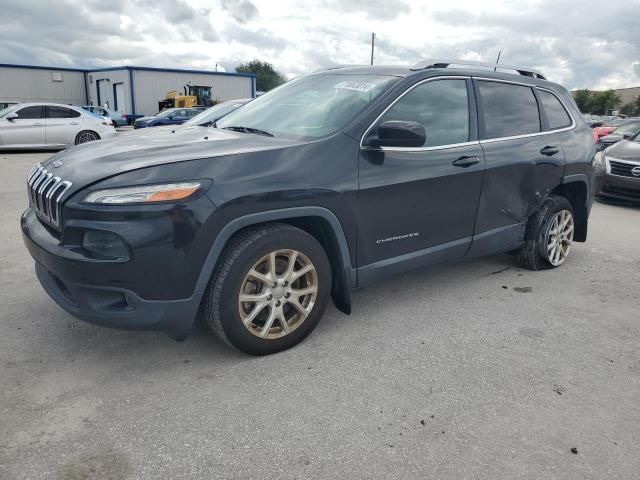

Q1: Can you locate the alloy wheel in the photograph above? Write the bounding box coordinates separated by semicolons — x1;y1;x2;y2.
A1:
77;131;98;144
238;249;318;339
545;209;574;266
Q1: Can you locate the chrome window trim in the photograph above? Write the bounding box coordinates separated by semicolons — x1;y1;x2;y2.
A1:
363;140;481;153
359;76;472;151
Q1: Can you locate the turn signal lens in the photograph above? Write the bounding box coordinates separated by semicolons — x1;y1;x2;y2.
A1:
83;182;201;204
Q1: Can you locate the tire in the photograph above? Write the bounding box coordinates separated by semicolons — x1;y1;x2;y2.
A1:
202;223;332;355
75;130;100;145
516;195;575;271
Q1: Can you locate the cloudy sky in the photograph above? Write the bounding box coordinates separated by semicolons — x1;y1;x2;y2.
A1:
0;0;638;90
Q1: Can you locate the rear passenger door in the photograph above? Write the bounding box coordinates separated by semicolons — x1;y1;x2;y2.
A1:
45;106;81;146
468;79;567;256
357;77;485;284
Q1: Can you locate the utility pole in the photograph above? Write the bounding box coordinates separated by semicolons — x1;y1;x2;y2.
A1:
370;33;376;65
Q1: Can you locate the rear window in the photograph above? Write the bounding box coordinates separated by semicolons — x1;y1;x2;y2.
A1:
477;81;540;139
538;90;572;129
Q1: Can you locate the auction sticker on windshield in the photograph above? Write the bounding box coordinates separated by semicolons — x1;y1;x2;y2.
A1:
334;81;376;92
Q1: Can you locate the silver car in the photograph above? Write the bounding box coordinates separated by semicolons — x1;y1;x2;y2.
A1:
0;103;116;150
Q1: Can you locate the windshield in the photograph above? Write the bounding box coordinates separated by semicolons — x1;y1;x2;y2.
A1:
156;109;177;118
614;122;640;135
185;102;244;126
0;105;19;118
216;74;400;140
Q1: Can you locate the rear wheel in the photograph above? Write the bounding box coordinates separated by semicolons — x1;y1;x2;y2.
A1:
516;195;575;270
203;223;331;355
75;130;99;145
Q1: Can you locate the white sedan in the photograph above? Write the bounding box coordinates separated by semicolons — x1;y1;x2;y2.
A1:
0;103;116;150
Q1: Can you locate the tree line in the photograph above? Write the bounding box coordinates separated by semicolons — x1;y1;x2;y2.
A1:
573;89;640;116
235;60;286;92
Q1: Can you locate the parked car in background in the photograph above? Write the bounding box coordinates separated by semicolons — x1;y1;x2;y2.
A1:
21;60;594;355
594;131;640;203
595;119;640;151
592;117;626;141
0;101;18;110
82;105;128;127
0;103;115;150
584;114;603;128
184;99;252;127
133;108;200;128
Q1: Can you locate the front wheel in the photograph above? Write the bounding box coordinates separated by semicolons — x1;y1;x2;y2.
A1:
202;223;332;355
516;195;575;270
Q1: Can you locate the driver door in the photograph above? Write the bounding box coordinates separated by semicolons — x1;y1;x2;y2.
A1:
357;78;485;285
0;105;45;147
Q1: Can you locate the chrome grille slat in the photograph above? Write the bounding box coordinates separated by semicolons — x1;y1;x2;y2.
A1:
26;163;72;229
609;160;640;178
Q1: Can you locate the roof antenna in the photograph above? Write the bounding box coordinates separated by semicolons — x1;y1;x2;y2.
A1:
494;50;502;71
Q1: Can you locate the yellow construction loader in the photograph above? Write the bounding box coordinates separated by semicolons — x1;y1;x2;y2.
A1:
159;84;213;110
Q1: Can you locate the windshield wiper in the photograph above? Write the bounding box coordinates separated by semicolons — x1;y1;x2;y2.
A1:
222;126;274;137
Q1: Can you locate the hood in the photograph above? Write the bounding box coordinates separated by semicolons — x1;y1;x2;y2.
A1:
135;116;156;123
599;133;623;144
607;139;640;160
40;126;303;195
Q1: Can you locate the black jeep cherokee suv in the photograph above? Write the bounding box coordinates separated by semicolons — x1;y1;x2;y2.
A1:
22;60;595;355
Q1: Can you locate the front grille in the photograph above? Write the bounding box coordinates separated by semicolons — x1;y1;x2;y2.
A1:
26;163;72;229
608;159;640;178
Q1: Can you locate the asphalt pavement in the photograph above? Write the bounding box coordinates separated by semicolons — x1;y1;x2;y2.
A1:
1;152;639;479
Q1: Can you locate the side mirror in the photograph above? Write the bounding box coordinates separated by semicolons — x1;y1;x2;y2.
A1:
6;112;18;121
622;132;634;140
364;120;426;148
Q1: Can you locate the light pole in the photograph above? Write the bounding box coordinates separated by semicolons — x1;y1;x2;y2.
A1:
370;33;376;66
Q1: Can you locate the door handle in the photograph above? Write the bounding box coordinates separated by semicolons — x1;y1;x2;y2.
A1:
540;145;560;156
33;122;43;126
452;156;480;168
70;122;80;125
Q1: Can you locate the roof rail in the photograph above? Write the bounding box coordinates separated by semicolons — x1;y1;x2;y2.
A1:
411;59;546;80
312;65;367;73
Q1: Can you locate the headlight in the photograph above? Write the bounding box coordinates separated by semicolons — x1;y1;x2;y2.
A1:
83;182;201;204
593;151;605;172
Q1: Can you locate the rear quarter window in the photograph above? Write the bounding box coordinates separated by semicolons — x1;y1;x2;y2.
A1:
477;81;540;139
538;90;572;130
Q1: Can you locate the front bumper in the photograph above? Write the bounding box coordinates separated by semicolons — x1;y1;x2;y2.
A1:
595;172;640;203
21;208;205;339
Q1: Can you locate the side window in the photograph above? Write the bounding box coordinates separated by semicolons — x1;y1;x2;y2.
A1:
16;106;44;119
538;90;572;130
377;79;470;147
46;106;80;118
477;81;540;138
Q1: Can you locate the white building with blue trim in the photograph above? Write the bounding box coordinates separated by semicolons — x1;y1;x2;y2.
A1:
0;63;256;119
